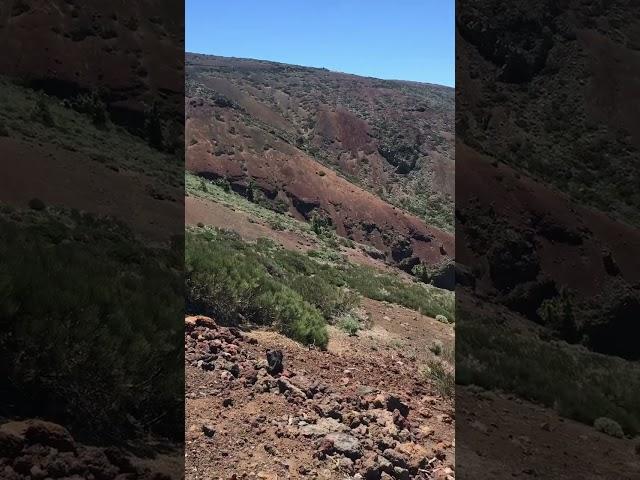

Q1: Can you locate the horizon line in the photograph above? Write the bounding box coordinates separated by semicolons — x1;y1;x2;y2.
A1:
185;50;455;89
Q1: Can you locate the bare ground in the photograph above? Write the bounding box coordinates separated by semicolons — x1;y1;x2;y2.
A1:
185;300;455;480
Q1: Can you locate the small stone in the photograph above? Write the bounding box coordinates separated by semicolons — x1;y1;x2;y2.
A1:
202;424;216;437
29;465;47;480
324;433;362;459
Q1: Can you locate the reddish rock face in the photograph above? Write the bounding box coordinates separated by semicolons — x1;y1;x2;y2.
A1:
185;54;455;273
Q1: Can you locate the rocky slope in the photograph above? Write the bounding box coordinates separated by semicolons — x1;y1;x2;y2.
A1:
185;310;455;480
0;419;182;479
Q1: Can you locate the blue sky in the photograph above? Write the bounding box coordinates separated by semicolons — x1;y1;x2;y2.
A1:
186;0;455;87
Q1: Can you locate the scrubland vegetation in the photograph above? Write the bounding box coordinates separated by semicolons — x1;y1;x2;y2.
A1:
457;309;640;436
0;206;183;443
185;225;455;348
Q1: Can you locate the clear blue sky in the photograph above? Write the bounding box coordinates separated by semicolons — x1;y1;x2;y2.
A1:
186;0;455;87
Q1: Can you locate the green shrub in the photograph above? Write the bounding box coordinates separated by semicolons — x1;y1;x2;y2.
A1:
0;209;182;443
185;230;328;348
594;417;624;438
310;211;332;235
424;359;454;398
338;314;361;336
537;289;579;342
268;218;286;231
31;96;54;126
71;91;109;127
289;274;358;319
0;119;9;137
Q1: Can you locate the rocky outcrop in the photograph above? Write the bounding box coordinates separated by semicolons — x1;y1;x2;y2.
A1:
0;419;175;479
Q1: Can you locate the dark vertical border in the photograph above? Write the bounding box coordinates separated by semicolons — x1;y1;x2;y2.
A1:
456;1;640;478
0;2;184;478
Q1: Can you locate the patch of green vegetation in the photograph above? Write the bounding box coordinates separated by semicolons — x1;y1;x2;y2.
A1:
457;310;640;435
337;314;362;336
186;176;455;320
185;229;329;348
188;173;369;257
423;358;455;398
594;417;624;438
307;247;344;263
186;172;309;235
429;341;443;356
340;264;455;321
0;206;183;444
186;227;454;345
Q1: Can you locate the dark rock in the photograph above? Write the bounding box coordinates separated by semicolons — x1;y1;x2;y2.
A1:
382;448;408;469
385;395;410;418
266;350;283;375
202;424;216;437
393;466;410;480
0;430;24;458
104;447;137;473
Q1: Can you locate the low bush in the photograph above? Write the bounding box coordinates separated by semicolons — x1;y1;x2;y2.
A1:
429;341;443;356
594;417;624;438
424;359;454;398
0;208;183;444
185;230;328;348
338;314;361;336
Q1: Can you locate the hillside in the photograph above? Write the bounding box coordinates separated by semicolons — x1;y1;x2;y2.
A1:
185;53;455;286
184;55;457;479
0;0;183;135
0;1;185;474
186;53;454;229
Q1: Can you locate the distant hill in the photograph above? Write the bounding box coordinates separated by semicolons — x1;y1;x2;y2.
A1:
185;53;455;282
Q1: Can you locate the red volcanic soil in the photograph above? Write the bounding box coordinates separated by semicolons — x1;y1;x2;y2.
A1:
186;303;455;479
0;1;183;116
456;142;640;297
186;102;453;268
0;137;182;241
